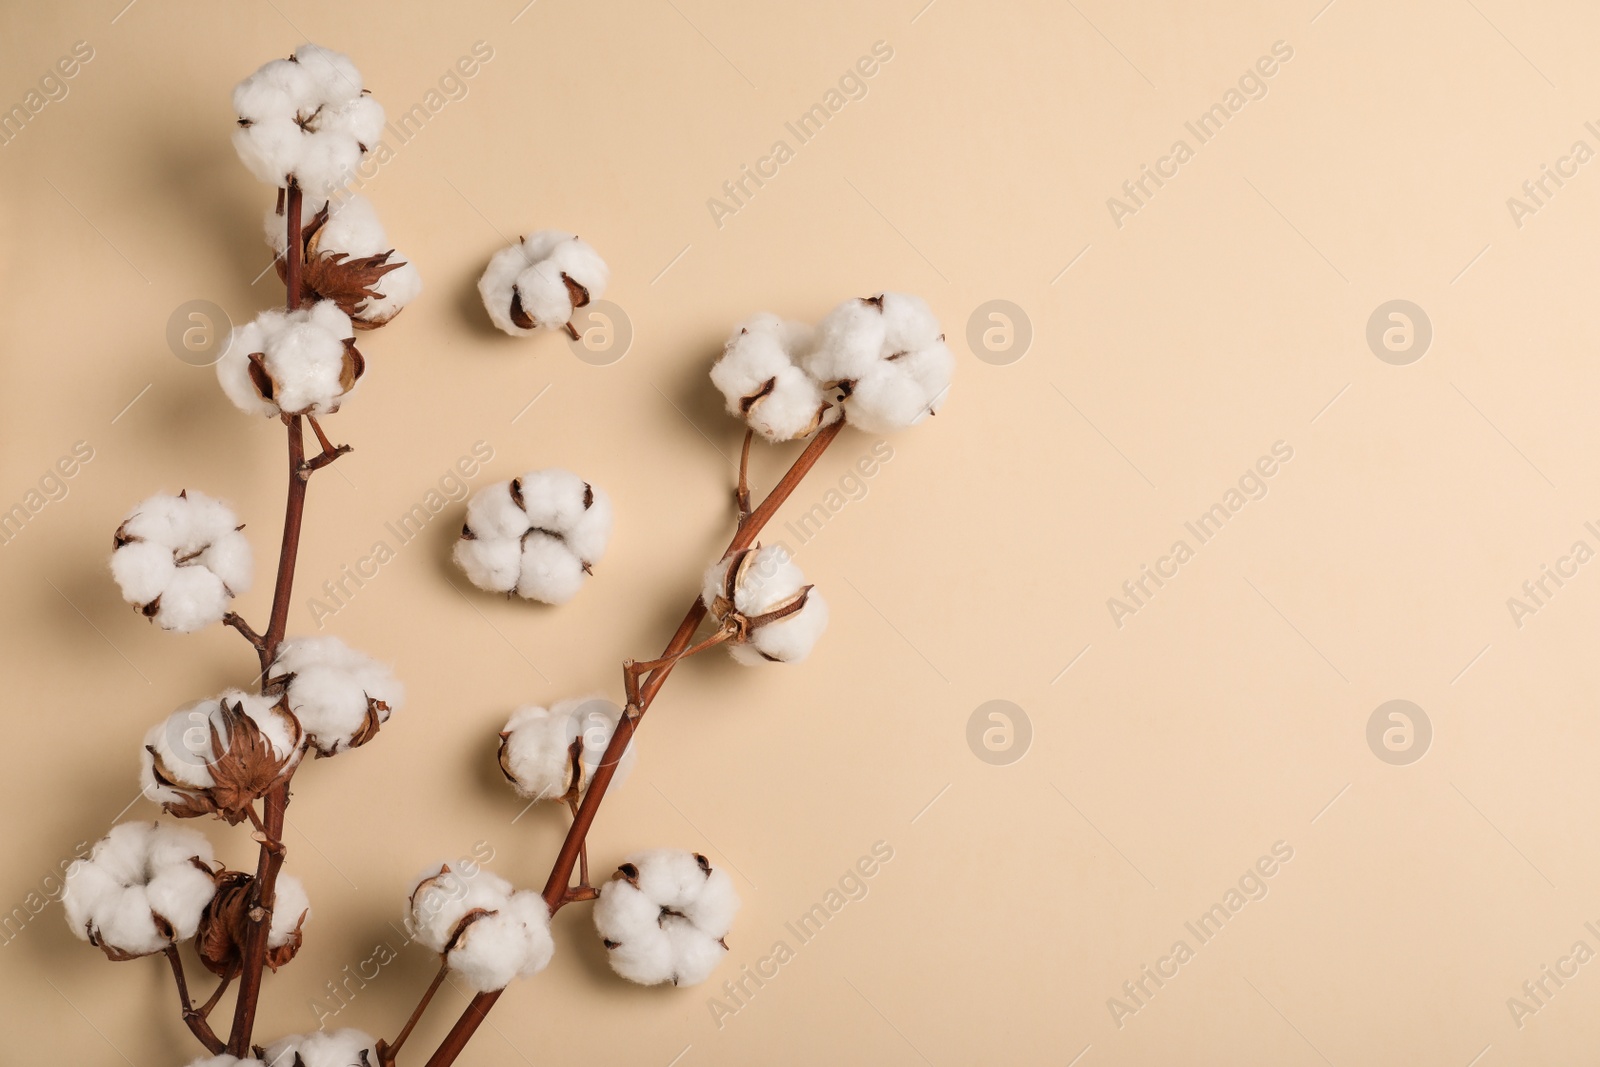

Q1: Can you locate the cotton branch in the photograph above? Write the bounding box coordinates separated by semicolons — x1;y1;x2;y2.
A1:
418;418;845;1067
222;180;319;1057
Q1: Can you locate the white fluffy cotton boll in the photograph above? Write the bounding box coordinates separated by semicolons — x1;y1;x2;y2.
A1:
846;340;955;434
498;696;636;803
593;850;738;987
266;636;404;756
478;231;609;336
264;194;423;326
232;44;383;197
112;491;251;633
270;873;311;948
405;863;515;954
446;890;555;993
701;545;829;665
63;822;216;959
497;705;577;802
217;303;361;417
804;293;953;432
710;315;835;443
453;470;613;604
262;1030;378;1067
140;690;303;815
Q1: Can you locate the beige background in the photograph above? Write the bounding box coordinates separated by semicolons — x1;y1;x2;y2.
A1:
3;0;1598;1063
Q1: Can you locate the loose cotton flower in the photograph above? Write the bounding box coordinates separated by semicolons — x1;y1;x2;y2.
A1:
141;690;304;824
710;314;836;443
478;231;609;337
593;850;739;987
265;636;404;756
406;863;554;993
63;822;217;960
111;491;252;633
267;194;422;328
232;44;384;197
262;1029;378;1067
701;544;828;665
498;696;636;803
217;302;364;417
803;293;953;433
454;469;613;604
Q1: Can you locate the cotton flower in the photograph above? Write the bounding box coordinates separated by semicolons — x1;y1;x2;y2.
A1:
710;314;837;442
498;696;636;803
262;1029;378;1067
593;850;739;986
63;822;217;960
232;44;384;197
405;863;554;993
265;636;404;756
478;231;609;337
197;869;310;978
141;690;304;824
803;293;953;433
266;194;422;328
701;544;828;665
111;491;252;633
454;469;613;604
217;302;363;417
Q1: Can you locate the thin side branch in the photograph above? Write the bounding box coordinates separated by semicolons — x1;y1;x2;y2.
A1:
376;962;449;1067
222;612;265;653
166;946;225;1054
736;428;754;521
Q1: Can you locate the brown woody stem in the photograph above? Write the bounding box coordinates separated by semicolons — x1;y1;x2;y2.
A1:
419;418;846;1067
166;946;225;1053
222;179;322;1056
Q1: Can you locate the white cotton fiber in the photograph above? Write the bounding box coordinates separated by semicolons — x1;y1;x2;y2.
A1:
478;231;609;336
270;874;311;948
111;491;252;634
266;635;404;756
140;689;302;808
498;696;635;803
593;850;738;987
218;302;361;417
446;889;555;993
266;194;423;326
454;469;613;605
232;43;383;197
803;293;953;432
404;866;554;993
262;1029;378;1067
710;314;836;443
63;822;216;959
406;863;515;954
701;544;828;665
